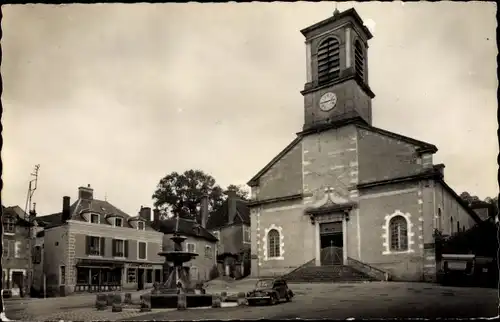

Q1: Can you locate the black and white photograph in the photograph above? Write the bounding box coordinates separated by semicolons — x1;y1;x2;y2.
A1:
0;1;498;320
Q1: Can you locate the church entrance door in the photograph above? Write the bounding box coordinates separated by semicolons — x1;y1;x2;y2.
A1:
319;222;343;266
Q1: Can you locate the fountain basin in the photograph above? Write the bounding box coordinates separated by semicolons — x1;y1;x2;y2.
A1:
158;251;198;264
145;293;213;309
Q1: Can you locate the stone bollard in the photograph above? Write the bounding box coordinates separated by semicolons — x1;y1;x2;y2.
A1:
124;293;132;305
237;292;247;306
221;291;227;303
140;294;152;312
211;295;221;308
177;293;187;310
95;294;108;311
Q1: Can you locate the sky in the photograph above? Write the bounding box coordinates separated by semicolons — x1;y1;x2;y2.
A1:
2;2;498;217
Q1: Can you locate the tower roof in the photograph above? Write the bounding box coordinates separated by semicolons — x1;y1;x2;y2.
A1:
300;8;373;40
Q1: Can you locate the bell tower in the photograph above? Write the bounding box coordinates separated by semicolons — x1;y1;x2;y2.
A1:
300;8;375;132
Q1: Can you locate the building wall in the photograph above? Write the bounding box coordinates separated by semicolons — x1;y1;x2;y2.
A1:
42;225;69;295
2;221;31;293
162;234;216;282
433;182;477;235
40;220;164;295
256;140;303;200
251;199;311;277
357;181;424;281
357;128;423;184
215;224;245;255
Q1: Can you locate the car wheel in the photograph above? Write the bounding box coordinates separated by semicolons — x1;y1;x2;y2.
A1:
285;293;291;302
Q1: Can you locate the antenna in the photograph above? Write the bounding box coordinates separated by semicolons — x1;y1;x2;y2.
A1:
24;164;40;221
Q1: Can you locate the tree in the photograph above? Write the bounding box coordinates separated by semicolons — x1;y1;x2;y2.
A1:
152;169;249;223
226;184;250;201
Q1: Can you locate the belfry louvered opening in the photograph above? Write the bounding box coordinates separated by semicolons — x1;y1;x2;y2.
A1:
317;37;340;85
354;40;365;80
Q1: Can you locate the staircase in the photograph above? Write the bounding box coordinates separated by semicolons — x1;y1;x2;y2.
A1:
283;265;377;283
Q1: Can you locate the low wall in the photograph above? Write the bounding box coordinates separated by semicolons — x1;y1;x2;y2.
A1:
347;257;390;281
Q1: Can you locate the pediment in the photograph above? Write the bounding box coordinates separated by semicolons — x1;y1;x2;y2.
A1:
305;187;356;216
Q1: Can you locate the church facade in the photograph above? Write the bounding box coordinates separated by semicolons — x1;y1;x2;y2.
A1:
247;8;482;282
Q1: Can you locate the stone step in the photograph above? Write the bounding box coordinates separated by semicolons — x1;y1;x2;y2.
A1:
283;265;375;283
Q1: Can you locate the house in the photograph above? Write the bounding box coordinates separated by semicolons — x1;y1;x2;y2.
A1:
246;8;482;282
33;185;164;296
153;194;218;284
2;205;34;297
206;188;251;278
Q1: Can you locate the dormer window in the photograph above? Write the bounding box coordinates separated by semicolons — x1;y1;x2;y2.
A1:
317;37;340;85
114;218;123;227
137;221;145;231
354;40;365;81
90;214;100;224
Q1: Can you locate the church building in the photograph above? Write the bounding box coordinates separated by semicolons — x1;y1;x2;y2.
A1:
247;8;482;282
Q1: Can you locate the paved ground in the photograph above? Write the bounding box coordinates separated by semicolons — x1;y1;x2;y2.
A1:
4;282;498;320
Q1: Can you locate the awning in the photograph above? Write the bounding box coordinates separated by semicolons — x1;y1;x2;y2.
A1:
75;258;125;269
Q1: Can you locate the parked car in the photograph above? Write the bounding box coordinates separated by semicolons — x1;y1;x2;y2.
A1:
246;278;294;306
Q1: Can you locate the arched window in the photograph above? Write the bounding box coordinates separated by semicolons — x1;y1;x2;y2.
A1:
354;40;365;81
389;216;408;251
267;229;280;258
317;37;340;85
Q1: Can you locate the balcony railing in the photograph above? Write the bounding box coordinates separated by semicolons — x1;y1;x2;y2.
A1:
89;248;102;256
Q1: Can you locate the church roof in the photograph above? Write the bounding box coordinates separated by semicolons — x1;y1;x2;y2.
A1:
300;8;373;40
247;121;437;187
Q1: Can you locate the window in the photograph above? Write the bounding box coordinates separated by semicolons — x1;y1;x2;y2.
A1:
205;245;212;258
90;214;99;224
155;269;161;283
389;216;408;251
127;268;136;283
212;231;220;243
437;208;442;231
146;269;153;283
457;221;460;234
268;229;280;258
186;243;196;253
2;241;9;258
3;217;15;234
113;239;125;257
317;37;340;85
33;246;42;264
14;241;22;258
243;226;251;243
114;218;123;227
190;266;198;281
354;40;365;80
60;266;66;285
450;217;454;234
137;221;145;230
138;242;147;260
88;236;103;256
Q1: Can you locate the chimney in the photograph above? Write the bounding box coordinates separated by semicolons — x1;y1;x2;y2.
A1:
226;188;237;225
200;194;209;229
153;208;161;225
62;196;71;222
434;164;445;177
78;184;94;200
139;206;152;222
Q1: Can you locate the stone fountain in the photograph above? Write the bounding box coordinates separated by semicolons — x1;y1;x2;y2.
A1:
147;212;213;309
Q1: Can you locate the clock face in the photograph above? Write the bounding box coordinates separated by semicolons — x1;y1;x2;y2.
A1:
319;92;338;112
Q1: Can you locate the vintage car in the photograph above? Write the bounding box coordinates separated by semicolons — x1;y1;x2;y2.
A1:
246;278;294;306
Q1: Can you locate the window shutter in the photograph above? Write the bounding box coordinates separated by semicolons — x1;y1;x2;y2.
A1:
100;237;105;256
85;236;90;255
124;240;129;258
112;239;116;257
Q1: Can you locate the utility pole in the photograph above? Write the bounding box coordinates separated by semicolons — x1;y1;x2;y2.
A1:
25;164;40;296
